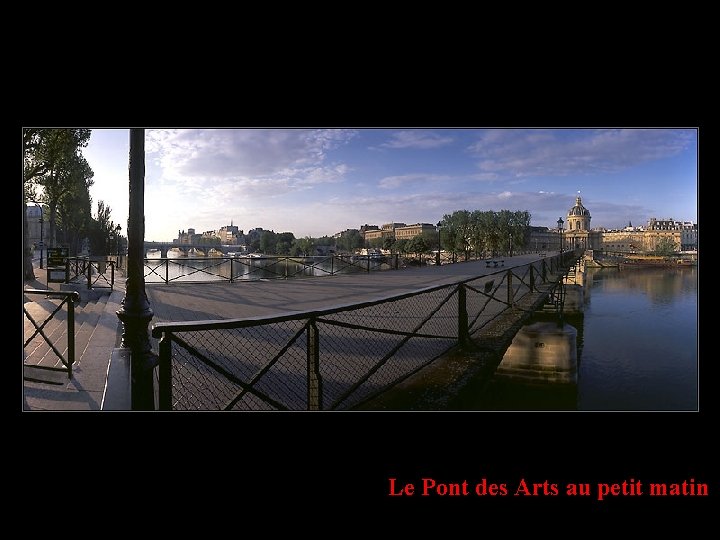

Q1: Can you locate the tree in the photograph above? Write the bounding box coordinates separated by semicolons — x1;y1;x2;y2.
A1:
394;238;409;255
57;178;92;255
34;130;93;249
294;236;314;256
23;129;53;280
407;236;428;258
382;236;395;253
260;230;278;254
654;236;678;256
88;200;118;255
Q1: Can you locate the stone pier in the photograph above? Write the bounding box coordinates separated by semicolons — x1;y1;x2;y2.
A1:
494;321;578;385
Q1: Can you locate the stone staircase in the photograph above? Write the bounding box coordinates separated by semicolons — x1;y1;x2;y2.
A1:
23;284;125;410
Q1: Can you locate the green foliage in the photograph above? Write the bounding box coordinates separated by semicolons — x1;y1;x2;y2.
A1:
383;236;395;252
334;230;363;253
442;209;532;258
88;200;122;255
406;235;429;256
654;237;678;256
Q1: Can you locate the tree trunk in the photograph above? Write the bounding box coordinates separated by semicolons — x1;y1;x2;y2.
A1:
23;199;35;281
48;201;57;248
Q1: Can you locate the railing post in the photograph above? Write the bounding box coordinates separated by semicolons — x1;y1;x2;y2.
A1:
111;261;115;291
542;259;547;282
331;255;334;276
367;255;371;273
65;258;70;284
87;260;92;290
158;333;172;410
229;257;234;283
529;265;535;292
307;319;323;410
507;269;514;306
67;294;75;378
165;258;169;284
458;284;469;346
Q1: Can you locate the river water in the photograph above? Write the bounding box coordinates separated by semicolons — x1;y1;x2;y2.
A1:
144;250;391;282
483;266;698;411
577;266;697;410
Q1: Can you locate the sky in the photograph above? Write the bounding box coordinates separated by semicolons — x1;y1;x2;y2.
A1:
83;128;698;242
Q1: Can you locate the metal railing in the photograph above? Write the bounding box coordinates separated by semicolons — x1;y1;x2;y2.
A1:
23;289;81;380
151;250;579;410
143;254;402;284
67;257;116;290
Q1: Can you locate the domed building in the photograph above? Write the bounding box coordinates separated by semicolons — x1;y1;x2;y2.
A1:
563;195;593;250
567;195;591;232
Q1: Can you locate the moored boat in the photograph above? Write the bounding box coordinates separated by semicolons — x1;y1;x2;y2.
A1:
619;255;673;268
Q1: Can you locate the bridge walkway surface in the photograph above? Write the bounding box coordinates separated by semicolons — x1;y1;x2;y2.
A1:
146;252;570;410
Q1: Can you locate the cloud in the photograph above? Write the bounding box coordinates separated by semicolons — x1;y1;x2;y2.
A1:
380;130;454;149
145;129;356;195
378;173;452;189
467;129;695;177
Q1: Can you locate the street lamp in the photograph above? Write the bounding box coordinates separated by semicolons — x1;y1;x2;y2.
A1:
436;221;442;266
39;205;44;269
557;217;564;253
115;224;122;256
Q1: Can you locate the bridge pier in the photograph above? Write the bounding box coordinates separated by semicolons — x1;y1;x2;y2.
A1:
160;245;168;258
494;321;578;385
562;258;586;314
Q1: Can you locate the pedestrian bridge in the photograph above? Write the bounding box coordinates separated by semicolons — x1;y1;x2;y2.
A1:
142;250;583;410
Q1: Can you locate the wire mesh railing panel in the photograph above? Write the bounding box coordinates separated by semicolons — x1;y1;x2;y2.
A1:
169;320;308;410
166;259;229;283
316;326;408;408
333;334;457;410
171;346;242;410
247;337;309;410
323;285;458;337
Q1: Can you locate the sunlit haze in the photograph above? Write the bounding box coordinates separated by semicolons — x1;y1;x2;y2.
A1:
83;128;698;242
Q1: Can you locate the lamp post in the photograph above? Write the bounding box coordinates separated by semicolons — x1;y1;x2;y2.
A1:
509;233;513;257
39;206;44;269
557;217;564;253
116;129;156;410
115;224;122;256
436;221;442;266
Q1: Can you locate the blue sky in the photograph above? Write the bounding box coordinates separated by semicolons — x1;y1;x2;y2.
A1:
83;128;698;242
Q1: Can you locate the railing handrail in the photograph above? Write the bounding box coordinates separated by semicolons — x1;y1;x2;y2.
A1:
151;251;578;335
23;288;80;379
24;288;80;302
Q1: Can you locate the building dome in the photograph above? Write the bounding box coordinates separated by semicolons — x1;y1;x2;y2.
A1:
566;195;591;232
568;196;591;217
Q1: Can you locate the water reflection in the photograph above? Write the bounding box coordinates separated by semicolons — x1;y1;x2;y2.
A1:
476;266;697;411
143;251;393;283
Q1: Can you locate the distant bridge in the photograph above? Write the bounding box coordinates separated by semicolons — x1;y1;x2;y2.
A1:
143;241;240;257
